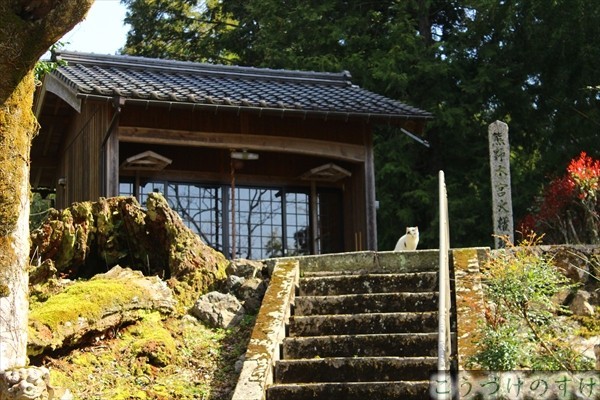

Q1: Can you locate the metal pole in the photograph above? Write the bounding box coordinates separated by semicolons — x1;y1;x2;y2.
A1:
437;170;452;398
438;170;447;372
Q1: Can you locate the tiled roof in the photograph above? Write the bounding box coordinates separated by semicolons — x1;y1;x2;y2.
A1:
50;51;432;122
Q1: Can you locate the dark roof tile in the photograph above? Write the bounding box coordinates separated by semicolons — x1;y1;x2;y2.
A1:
50;51;432;121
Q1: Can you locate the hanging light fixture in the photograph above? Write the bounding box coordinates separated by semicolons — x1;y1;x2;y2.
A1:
230;149;259;160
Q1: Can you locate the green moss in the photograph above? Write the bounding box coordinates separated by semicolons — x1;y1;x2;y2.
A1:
71;202;94;220
167;257;228;311
124;312;177;367
71;351;100;367
47;208;82;271
40;304;252;399
29;278;141;331
48;368;70;388
0;71;37;236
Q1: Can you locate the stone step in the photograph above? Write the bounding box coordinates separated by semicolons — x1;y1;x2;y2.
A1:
266;381;431;400
294;292;438;315
273;356;437;383
288;311;438;336
282;332;438;359
298;272;438;296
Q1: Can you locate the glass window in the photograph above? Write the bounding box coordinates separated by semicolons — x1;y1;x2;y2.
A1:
139;181;166;204
167;183;223;253
119;178;340;259
119;181;134;197
231;188;282;259
285;192;310;256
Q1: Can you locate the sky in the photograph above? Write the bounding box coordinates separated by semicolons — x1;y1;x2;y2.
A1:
59;0;129;54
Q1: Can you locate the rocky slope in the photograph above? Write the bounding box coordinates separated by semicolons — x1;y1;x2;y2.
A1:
2;194;266;399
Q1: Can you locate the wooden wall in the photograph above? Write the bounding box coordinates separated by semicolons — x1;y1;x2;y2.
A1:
118;106;376;252
52;101;376;252
56;101;113;209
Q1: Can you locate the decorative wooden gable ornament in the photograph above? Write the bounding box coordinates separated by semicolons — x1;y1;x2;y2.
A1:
301;163;352;182
120;151;173;171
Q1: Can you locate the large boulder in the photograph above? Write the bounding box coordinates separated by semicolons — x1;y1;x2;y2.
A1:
28;266;176;356
30;194;228;296
225;259;265;279
569;290;595;317
225;259;269;312
233;277;267;313
190;291;246;329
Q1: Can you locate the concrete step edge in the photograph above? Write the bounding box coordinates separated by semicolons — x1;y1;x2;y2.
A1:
283;332;439;341
290;310;438;320
295;292;439;300
276;355;438;363
298;273;439;295
273;356;438;383
300;271;438;280
266;380;431;400
294;292;439;315
288;311;439;336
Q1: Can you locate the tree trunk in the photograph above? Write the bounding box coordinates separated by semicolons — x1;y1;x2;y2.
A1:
0;0;94;371
0;72;36;372
417;0;433;45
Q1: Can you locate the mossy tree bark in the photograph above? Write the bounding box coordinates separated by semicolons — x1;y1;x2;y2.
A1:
0;0;93;371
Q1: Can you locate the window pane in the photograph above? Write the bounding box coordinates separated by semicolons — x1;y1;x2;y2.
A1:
285;192;309;256
167;183;222;252
231;188;282;259
119;181;134;197
139;181;165;204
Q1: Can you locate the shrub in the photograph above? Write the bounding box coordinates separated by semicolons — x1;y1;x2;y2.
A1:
519;151;600;244
467;235;594;371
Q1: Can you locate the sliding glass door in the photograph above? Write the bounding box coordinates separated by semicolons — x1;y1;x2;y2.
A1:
120;179;341;259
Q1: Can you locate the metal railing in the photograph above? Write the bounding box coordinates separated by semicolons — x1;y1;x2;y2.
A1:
437;171;452;382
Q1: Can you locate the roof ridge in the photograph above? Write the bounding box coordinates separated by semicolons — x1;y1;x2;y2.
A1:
53;51;353;86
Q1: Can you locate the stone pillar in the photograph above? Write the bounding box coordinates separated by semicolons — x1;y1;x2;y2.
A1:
488;121;514;248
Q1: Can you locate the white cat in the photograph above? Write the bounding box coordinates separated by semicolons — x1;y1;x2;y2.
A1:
394;227;419;251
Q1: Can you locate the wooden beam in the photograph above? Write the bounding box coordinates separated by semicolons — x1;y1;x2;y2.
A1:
45;74;81;113
118;126;365;162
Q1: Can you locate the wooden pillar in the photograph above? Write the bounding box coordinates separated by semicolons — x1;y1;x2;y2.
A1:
310;180;319;254
104;129;119;198
364;129;377;250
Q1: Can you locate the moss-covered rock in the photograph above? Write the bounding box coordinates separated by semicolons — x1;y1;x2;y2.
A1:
42;311;248;400
28;266;176;356
125;312;177;367
30;194;228;295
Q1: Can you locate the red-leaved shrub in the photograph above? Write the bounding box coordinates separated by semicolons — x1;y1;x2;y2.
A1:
518;152;599;244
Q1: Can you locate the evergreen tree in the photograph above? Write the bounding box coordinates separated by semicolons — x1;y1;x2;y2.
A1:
121;0;600;247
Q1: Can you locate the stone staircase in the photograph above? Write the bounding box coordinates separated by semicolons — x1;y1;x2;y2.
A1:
266;266;453;400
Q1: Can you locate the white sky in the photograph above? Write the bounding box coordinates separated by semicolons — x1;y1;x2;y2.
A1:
59;0;129;54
